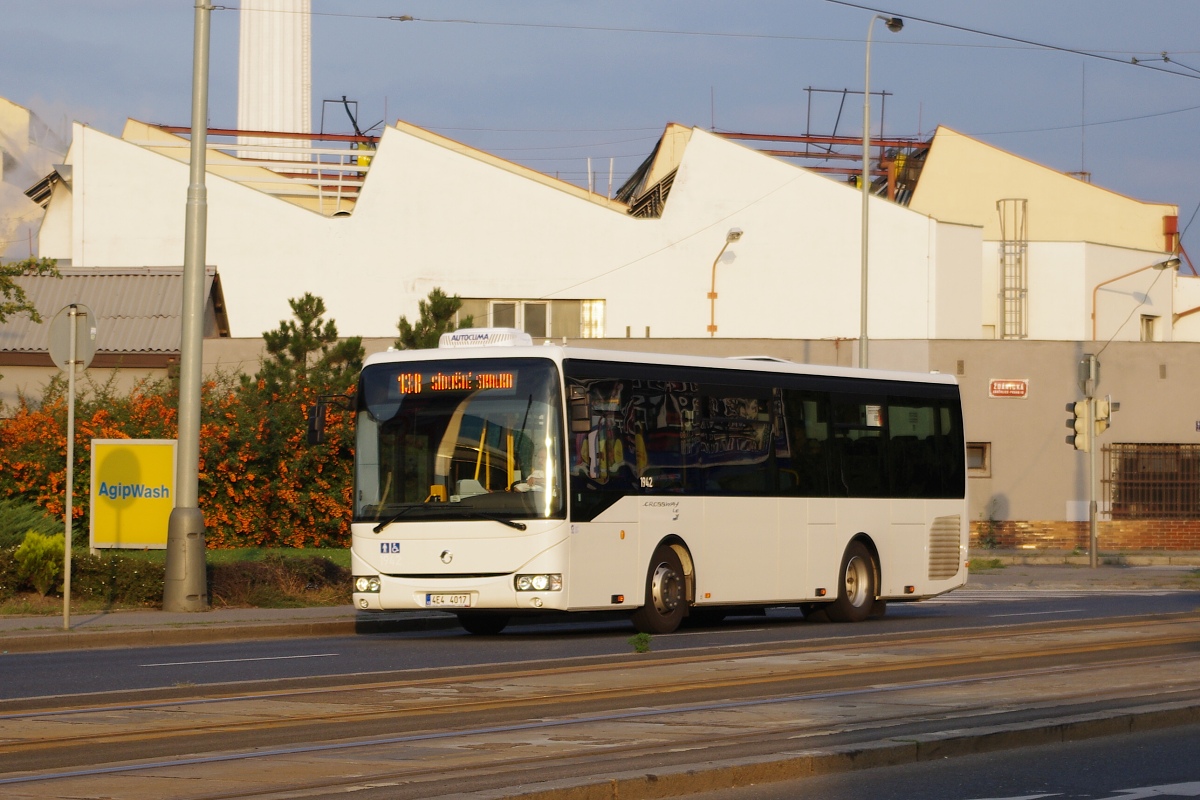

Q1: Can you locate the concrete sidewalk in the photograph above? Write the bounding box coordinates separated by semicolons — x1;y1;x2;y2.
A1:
1;554;1196;654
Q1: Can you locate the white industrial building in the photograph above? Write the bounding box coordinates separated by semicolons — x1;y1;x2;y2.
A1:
26;119;976;344
21;118;1184;348
5;46;1200;553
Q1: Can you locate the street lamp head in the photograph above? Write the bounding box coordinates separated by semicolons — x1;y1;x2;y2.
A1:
726;228;743;243
884;16;904;33
1154;256;1182;271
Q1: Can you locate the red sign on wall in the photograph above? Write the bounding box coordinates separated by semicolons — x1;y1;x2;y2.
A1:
989;379;1028;398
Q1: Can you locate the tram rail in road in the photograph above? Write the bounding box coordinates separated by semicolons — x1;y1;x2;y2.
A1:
3;612;1200;799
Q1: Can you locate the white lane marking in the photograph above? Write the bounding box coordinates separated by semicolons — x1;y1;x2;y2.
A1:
669;628;768;637
141;653;339;667
989;609;1085;618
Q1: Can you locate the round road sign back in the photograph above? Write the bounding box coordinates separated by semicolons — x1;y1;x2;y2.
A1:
48;303;98;373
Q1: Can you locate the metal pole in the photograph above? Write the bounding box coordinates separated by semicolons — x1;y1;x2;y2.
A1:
859;19;875;369
164;0;211;611
859;15;901;370
63;305;76;630
708;240;731;337
1088;396;1098;568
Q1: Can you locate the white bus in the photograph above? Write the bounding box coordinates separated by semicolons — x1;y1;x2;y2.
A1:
339;329;967;635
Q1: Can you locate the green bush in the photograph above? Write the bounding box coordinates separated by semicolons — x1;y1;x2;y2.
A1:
71;552;165;606
0;546;347;609
210;554;349;608
0;546;22;600
14;531;64;596
0;498;61;548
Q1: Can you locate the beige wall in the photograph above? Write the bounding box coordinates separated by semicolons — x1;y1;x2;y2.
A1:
7;336;1197;531
910;127;1175;252
930;339;1200;524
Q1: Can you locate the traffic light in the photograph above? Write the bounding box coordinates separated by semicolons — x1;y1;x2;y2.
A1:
1066;400;1090;451
1094;395;1119;437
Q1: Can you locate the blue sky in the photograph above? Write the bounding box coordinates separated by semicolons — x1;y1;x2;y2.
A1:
5;0;1200;258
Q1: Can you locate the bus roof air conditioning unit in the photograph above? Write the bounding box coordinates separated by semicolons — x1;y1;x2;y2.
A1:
438;328;534;348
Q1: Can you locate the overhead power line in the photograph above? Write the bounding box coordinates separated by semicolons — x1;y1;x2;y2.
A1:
211;5;1200;79
823;0;1200;80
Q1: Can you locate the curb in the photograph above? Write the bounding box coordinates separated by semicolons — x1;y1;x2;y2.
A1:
486;700;1200;800
970;550;1200;567
0;614;461;654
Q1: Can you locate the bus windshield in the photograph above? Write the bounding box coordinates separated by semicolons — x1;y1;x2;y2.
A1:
354;357;564;523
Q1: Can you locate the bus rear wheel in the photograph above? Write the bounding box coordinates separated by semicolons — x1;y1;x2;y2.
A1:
826;541;878;623
631;545;687;634
457;612;510;635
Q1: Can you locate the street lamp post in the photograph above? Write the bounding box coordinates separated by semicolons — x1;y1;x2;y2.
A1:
860;14;903;369
708;227;743;337
164;0;212;612
1090;256;1180;340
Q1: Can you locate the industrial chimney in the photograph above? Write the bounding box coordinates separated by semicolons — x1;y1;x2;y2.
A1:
238;0;311;159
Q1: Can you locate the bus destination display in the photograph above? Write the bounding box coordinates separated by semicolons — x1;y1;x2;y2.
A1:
396;371;516;395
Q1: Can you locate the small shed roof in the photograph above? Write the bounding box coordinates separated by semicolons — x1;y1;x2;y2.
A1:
0;267;228;365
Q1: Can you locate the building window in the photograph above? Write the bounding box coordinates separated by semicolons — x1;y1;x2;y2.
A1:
459;298;605;339
966;442;991;477
1140;315;1159;342
483;301;546;335
491;302;517;329
1104;443;1200;519
580;299;605;338
523;302;548;337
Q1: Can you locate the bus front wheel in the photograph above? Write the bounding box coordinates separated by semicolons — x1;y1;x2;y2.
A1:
826;541;878;623
631;545;687;634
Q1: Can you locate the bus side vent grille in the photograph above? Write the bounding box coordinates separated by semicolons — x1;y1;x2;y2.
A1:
928;514;961;580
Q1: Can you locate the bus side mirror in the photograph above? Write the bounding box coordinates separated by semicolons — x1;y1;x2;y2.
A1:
307;400;327;445
306;392;355;445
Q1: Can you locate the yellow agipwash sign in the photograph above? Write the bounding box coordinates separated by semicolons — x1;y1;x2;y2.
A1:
90;439;177;549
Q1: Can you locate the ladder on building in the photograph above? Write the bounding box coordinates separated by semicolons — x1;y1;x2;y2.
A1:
997;198;1029;339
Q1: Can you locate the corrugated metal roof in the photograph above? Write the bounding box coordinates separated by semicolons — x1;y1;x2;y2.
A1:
0;267;228;354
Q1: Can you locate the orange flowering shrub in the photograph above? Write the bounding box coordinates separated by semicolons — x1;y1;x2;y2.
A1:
0;377;165;536
196;376;355;548
1;295;361;550
0;374;355;550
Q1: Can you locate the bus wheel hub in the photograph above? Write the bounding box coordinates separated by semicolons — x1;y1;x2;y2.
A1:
651;563;683;614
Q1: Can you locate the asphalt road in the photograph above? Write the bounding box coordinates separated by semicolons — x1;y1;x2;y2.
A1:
1;565;1198;800
2;586;1197;700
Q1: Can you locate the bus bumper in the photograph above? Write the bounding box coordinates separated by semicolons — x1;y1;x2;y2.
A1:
351;548;570;613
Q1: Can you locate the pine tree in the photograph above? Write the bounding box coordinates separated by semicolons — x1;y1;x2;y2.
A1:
395;288;473;350
250;293;363;396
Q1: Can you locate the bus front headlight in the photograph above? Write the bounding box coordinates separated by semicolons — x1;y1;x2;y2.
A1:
515;574;561;592
354;576;381;593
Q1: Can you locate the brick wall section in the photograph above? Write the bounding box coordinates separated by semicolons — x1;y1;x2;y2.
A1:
971;520;1200;551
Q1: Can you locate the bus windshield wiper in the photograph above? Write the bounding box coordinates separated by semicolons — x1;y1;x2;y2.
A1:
372;503;422;533
461;511;527;531
373;504;527;532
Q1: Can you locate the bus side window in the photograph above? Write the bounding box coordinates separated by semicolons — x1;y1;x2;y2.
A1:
830;394;887;497
781;389;831;497
695;388;773;495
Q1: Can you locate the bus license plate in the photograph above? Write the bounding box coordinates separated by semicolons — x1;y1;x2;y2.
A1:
425;593;471;608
